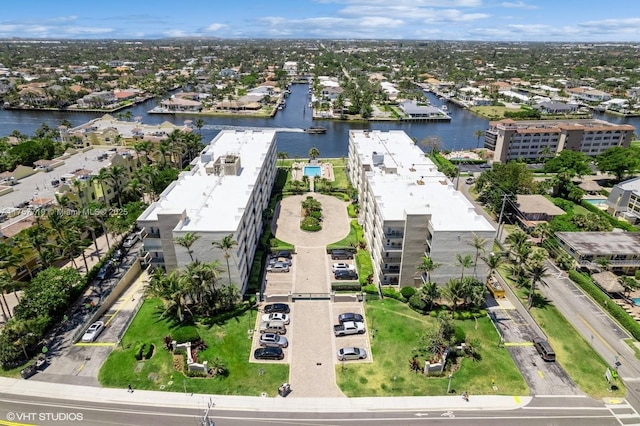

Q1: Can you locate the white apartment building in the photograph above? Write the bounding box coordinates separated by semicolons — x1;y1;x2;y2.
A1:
606;177;640;224
137;130;277;293
348;130;495;287
484;118;635;163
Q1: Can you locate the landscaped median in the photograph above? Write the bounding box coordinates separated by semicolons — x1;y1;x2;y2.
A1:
99;298;289;396
336;298;528;397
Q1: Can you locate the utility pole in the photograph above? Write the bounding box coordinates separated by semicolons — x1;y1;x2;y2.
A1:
495;193;508;243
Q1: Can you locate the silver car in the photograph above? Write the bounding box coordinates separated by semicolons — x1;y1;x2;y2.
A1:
267;262;290;273
337;347;367;361
259;333;289;348
82;321;105;343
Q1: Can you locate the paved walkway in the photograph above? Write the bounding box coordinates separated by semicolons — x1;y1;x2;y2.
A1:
0;376;531;412
271;193;350;397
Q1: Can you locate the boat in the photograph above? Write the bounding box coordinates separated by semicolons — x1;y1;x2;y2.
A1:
441;105;448;112
304;127;327;134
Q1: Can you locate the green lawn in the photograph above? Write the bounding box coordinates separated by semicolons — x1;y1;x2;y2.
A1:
336;299;528;396
99;299;289;396
498;267;625;398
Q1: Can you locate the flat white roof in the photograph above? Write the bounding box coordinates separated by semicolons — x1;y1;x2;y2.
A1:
139;130;275;232
351;130;495;232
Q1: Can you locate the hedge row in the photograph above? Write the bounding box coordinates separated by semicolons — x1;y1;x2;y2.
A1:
569;270;640;340
331;282;362;292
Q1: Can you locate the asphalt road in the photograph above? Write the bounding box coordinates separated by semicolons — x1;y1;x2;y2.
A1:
0;392;623;426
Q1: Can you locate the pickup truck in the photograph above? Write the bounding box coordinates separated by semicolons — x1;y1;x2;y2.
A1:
334;321;365;336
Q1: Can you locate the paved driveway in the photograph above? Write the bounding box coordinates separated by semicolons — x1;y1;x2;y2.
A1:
269;192;355;397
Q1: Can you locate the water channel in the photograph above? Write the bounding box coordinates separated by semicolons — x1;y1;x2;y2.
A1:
0;84;638;158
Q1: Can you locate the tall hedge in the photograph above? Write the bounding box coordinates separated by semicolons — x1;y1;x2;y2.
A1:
569;270;640;340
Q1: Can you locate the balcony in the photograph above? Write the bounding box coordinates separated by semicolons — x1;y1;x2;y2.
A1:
146;230;161;238
385;230;404;238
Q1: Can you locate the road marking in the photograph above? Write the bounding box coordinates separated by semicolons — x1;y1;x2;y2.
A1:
73;363;84;376
537;370;544;378
513;395;521;404
104;274;146;327
0;421;37;426
577;313;616;353
74;342;116;347
504;342;533;346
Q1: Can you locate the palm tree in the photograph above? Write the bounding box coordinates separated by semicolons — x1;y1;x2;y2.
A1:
482;252;504;279
0;272;15;320
174;232;201;262
146;268;191;322
309;147;320;160
455;253;474;281
474;129;485;148
92;168;112;206
526;263;548;310
443;278;465;313
532;222;553;246
468;233;487;278
133;141;153;166
277;151;289;166
420;281;440;311
213;234;238;286
107;165;128;208
416;255;441;284
194;118;204;136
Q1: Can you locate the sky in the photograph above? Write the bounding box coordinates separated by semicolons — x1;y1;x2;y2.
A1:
1;0;640;42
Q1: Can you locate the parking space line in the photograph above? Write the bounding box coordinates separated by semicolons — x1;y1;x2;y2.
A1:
504;342;534;346
74;342;116;347
578;313;616;353
537;370;544;378
104;273;146;328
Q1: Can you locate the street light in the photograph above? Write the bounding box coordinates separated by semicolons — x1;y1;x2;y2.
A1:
447;373;453;394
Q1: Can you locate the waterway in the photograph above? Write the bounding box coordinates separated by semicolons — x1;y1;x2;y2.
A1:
1;84;639;158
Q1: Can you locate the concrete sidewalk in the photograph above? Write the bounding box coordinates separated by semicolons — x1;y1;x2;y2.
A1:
0;377;531;412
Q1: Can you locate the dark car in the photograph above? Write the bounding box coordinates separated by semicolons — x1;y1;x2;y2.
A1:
96;262;115;280
338;312;364;324
331;249;354;260
263;303;290;314
112;249;124;262
272;250;292;259
334;269;358;280
254;347;284;360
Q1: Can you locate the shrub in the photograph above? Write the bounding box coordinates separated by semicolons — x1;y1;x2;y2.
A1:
135;343;146;361
454;327;466;344
409;294;427;313
172;326;200;344
382;287;405;301
309;210;322;219
347;203;358;218
300;216;321;231
636;270;640;281
400;287;417;299
144;343;155;360
331;282;362;292
362;285;378;295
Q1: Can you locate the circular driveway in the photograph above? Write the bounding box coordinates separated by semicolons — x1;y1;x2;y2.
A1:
272;193;351;247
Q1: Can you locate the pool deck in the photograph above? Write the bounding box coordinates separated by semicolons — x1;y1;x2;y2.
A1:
613;295;640;321
291;162;335;182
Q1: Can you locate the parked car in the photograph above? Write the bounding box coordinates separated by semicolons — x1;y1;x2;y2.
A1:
96;262;115;280
338;313;364;324
262;312;290;324
259;320;287;335
81;321;105;343
259;333;289;348
334;321;365;336
334;269;358;280
254;347;284;360
331;249;354;260
269;256;292;266
332;262;355;272
465;177;475;184
267;262;290;273
123;232;141;249
480;163;492;169
272;250;292;259
112;249;124;262
337;347;367;361
264;303;290;314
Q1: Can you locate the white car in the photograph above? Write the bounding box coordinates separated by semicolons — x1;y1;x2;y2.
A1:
337;347;367;361
81;321;105;343
332;263;355;272
262;312;290;325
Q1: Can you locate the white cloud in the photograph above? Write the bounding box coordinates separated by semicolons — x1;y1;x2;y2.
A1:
204;23;227;32
500;1;537;9
164;29;189;38
63;27;113;35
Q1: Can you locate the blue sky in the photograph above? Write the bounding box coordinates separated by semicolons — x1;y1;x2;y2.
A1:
2;0;640;41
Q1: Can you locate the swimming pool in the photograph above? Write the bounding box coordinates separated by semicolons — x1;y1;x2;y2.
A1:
584;198;607;206
303;165;322;177
633;298;640;307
